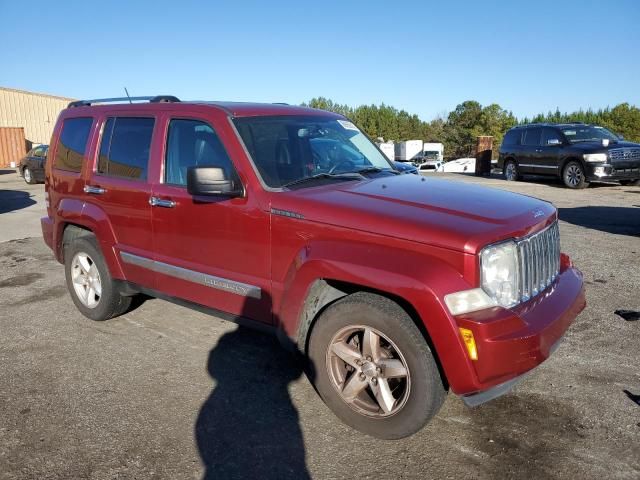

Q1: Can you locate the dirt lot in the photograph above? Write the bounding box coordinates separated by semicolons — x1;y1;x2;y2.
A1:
0;170;638;479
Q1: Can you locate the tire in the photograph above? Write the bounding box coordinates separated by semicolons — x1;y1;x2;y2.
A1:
620;179;640;187
562;161;589;189
64;235;132;321
503;159;520;181
308;292;446;439
23;167;35;185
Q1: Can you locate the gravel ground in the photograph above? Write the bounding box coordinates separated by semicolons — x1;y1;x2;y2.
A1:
0;171;638;479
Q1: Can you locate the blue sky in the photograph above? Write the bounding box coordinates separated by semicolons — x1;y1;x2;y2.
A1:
1;0;638;120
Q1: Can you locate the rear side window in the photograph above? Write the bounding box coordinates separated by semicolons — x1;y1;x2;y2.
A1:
98;117;154;180
55;117;93;172
523;128;542;146
502;130;521;146
164;119;235;186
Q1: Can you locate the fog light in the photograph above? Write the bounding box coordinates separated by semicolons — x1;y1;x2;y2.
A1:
459;327;478;361
594;166;606;177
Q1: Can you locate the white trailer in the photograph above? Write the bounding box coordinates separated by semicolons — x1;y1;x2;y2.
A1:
377;142;395;161
394;140;423;162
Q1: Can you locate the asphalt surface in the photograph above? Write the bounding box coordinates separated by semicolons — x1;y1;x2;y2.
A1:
0;170;639;479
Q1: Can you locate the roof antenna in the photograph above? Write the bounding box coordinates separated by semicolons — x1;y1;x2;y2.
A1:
124;87;132;104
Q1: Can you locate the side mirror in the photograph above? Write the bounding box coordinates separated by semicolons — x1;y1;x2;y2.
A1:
618;134;624;140
187;166;243;197
547;138;562;146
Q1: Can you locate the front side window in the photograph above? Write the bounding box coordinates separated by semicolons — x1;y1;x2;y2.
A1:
523;128;542;146
233;115;394;188
164;119;236;186
55;117;93;172
98;117;154;180
33;146;47;158
542;128;563;145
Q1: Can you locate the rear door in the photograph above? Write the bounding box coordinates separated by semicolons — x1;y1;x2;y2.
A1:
149;112;271;324
86;113;157;288
537;128;564;175
520;127;543;174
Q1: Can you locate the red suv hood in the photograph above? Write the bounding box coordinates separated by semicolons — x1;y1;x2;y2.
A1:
272;175;556;254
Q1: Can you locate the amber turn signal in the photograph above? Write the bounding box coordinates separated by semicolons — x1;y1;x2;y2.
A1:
459;327;478;361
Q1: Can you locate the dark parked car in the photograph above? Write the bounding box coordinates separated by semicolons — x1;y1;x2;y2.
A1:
393;161;418;174
17;145;48;184
498;123;640;189
41;95;585;439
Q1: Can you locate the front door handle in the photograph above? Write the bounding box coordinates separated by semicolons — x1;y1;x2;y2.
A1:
149;196;176;208
84;185;106;195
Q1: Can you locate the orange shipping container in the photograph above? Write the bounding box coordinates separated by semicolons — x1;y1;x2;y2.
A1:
0;127;26;169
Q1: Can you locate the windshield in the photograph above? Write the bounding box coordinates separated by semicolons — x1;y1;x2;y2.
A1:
233;115;394;188
424;151;439;159
560;126;619;143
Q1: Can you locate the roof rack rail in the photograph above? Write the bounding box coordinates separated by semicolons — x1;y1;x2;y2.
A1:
68;95;180;108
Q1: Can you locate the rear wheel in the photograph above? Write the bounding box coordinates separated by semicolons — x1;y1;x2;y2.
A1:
64;236;132;321
563;161;589;189
23;167;35;185
504;159;520;181
308;292;446;439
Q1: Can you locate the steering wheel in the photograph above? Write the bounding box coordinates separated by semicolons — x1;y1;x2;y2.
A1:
328;159;355;174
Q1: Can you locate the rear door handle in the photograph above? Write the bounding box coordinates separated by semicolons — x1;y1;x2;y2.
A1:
149;196;176;208
84;185;106;195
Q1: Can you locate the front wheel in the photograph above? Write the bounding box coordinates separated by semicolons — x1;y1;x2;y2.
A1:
308;292;446;439
563;161;589;189
23;167;35;185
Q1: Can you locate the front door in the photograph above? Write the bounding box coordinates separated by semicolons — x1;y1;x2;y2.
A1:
150;114;271;324
537;128;563;175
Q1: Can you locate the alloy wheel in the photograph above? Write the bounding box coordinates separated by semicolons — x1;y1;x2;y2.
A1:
326;325;411;417
71;252;102;308
565;164;582;187
505;162;517;180
23;168;31;183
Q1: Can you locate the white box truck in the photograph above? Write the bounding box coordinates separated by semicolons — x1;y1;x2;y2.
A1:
422;142;444;162
394;140;423;162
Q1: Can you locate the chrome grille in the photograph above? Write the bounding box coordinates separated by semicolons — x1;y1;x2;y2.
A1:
609;148;640;163
517;221;560;302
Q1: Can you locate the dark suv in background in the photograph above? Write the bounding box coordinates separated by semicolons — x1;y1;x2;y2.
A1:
498;123;640;189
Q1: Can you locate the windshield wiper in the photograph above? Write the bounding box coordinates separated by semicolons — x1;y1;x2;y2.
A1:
352;166;400;175
282;172;363;189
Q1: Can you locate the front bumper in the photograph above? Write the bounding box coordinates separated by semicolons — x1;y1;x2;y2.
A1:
585;162;640;181
454;256;585;401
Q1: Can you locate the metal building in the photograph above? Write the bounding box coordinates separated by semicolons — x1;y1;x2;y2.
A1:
0;87;75;167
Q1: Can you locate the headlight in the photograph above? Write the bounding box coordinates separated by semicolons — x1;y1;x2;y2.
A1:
480;240;519;308
583;153;607;163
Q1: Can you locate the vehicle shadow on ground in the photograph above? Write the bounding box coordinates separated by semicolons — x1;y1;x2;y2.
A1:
0;189;36;214
0;169;16;175
195;315;311;479
558;206;640;237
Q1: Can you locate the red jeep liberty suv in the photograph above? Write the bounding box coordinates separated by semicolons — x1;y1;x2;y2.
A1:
41;96;586;439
